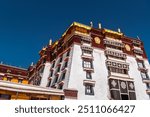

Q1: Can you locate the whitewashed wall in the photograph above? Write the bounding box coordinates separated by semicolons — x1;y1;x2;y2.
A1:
127;56;149;99
68;44;109;100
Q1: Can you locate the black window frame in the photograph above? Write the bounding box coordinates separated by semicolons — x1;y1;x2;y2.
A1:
66;50;70;57
86;72;92;79
83;60;93;69
141;72;149;79
137;61;145;68
47;79;51;87
85;84;94;95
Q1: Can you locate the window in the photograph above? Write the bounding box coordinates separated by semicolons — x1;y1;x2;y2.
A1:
146;83;150;89
57;66;61;72
52;76;58;85
65;61;68;67
106;44;122;50
108;67;128;74
66;50;70;57
59;57;63;63
141;72;149;79
105;50;126;60
81;39;91;45
61;72;66;81
86;72;92;79
49;70;53;77
64;61;68;68
85;85;94;95
43;58;46;64
33;77;41;86
121;94;129;100
51;61;55;68
7;77;12;81
58;72;66;83
39;67;44;77
83;60;93;69
82;50;92;56
18;79;22;83
58;85;63;90
47;80;51;87
62;61;68;70
137;61;145;68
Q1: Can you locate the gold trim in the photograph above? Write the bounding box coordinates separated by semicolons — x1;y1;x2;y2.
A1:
73;22;91;30
103;29;123;36
62;22;91;37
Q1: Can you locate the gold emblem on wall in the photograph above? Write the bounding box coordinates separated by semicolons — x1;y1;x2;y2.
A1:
94;37;101;44
125;44;131;51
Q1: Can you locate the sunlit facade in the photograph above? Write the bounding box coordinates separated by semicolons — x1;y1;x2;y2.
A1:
0;22;150;100
28;22;150;100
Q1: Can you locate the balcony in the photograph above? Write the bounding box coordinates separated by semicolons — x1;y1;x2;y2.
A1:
81;45;93;51
105;49;126;59
81;36;92;42
133;40;141;46
133;48;143;55
106;60;129;70
104;39;124;48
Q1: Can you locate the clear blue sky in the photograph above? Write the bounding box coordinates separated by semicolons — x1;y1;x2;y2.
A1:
0;0;150;68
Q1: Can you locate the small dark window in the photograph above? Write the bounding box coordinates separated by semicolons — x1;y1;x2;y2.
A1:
137;61;145;68
58;85;63;90
59;57;63;63
33;78;41;86
57;66;61;72
7;77;12;81
61;72;66;81
53;76;58;84
47;80;51;87
121;94;129;100
86;72;92;79
66;51;70;57
50;70;53;77
85;85;94;95
146;83;150;89
51;61;55;68
64;61;68;68
18;79;22;83
43;58;46;63
141;72;149;79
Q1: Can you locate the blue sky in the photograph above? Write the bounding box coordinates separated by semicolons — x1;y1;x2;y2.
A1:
0;0;150;68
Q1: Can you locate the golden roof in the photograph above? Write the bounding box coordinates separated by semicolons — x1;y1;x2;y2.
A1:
103;28;123;36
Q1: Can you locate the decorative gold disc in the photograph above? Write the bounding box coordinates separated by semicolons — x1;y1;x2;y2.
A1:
125;44;131;51
94;37;101;44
